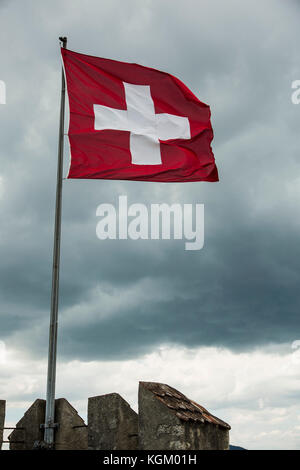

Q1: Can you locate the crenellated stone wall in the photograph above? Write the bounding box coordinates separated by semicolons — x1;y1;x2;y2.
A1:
5;382;230;450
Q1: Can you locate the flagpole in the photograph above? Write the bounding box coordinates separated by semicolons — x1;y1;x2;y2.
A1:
43;36;67;448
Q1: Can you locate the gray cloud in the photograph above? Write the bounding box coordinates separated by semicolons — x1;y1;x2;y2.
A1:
0;0;300;363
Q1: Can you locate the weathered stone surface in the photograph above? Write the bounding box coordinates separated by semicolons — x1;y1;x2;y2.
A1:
9;398;87;450
88;393;138;450
139;382;230;450
0;400;5;450
54;398;88;450
9;399;44;450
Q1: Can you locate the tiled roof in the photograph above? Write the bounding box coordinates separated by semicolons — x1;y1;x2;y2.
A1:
140;382;231;430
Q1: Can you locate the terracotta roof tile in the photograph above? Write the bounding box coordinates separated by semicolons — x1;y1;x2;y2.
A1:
140;382;230;430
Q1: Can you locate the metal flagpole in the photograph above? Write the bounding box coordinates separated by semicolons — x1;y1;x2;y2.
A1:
43;36;67;448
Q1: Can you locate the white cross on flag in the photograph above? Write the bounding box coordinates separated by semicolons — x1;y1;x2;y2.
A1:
62;48;218;182
94;82;191;165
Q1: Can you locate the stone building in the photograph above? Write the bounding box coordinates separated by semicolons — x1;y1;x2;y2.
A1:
139;382;230;450
8;398;88;450
88;393;138;450
3;382;230;450
0;400;5;450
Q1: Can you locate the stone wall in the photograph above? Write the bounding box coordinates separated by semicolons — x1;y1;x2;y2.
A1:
0;400;5;450
139;386;187;450
88;393;138;450
9;399;44;450
6;383;230;450
54;398;88;450
138;382;230;450
9;398;88;450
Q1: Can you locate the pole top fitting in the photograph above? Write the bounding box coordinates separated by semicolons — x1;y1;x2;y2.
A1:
59;36;67;48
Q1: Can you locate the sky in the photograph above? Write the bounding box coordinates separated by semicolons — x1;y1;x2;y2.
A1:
0;0;300;450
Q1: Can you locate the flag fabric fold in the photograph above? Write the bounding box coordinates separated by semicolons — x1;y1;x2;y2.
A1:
61;48;218;182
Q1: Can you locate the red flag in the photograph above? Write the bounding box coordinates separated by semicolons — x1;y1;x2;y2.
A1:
62;48;218;182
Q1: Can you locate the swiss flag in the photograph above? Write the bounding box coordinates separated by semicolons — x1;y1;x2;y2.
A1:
62;48;218;182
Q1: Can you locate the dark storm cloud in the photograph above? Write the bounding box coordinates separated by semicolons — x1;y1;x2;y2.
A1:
1;0;300;360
